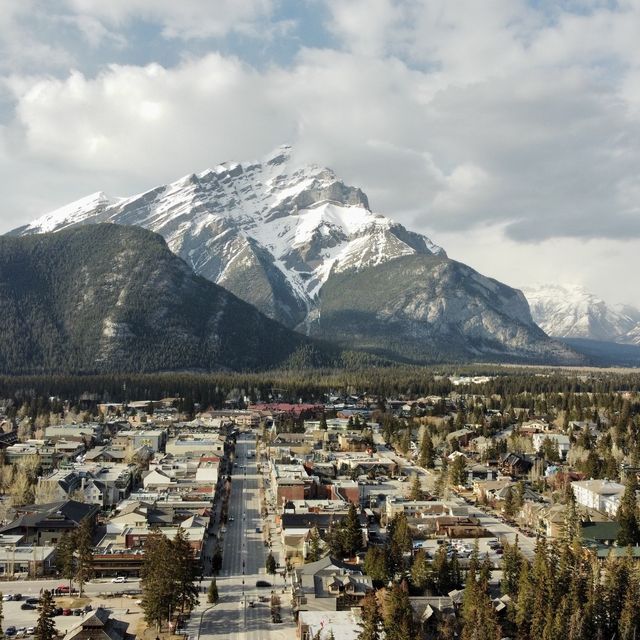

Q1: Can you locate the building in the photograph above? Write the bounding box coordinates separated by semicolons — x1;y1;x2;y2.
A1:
66;607;134;640
4;441;60;471
0;500;99;545
572;479;625;517
115;429;167;453
532;433;571;460
291;556;373;615
0;538;56;577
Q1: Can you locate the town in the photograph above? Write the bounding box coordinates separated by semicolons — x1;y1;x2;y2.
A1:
0;370;639;640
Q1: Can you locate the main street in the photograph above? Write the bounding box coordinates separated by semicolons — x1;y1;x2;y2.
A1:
188;434;295;640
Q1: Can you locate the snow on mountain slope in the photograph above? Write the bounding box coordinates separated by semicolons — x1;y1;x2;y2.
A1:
16;145;445;327
522;284;639;342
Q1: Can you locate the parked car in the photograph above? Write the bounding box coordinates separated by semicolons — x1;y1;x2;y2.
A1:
26;628;35;635
272;613;282;623
73;608;83;615
2;594;13;601
62;609;72;616
256;580;271;588
111;576;127;583
13;593;22;600
5;627;16;637
56;585;71;594
20;603;36;610
25;597;40;605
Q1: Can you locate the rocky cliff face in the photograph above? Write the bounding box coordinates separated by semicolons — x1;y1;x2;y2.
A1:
13;147;582;364
313;255;582;363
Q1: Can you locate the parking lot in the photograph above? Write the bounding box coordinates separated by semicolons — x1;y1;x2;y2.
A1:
0;591;143;637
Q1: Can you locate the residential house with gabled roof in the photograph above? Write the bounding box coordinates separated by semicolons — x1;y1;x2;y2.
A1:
291;556;372;613
66;607;134;640
0;500;99;545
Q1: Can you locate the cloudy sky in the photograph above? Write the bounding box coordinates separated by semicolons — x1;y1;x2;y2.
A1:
1;0;640;306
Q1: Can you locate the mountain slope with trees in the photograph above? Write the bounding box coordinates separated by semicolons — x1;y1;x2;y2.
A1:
0;224;333;374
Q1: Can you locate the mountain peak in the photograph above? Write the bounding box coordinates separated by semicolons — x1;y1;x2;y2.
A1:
16;147;445;327
522;283;640;344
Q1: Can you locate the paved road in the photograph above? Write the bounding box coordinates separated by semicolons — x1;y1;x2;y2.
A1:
187;435;295;640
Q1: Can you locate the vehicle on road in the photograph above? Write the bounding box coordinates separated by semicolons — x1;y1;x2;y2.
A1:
20;603;36;610
228;516;234;522
272;613;282;623
111;576;127;583
256;580;272;588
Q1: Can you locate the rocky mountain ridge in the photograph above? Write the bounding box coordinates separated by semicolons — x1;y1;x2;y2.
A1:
522;284;640;345
12;147;583;364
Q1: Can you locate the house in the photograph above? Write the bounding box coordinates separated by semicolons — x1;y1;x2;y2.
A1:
291;556;372;613
572;479;625;517
0;500;99;545
409;596;456;639
66;607;134;640
446;428;474;447
532;433;571;460
500;453;533;477
281;511;367;559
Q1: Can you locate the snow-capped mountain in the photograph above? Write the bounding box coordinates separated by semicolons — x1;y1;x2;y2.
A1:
15;146;444;328
12;146;582;364
522;284;640;344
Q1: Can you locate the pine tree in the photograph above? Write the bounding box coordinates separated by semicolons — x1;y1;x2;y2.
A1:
563;489;580;543
501;538;523;597
141;530;176;630
408;474;423;501
34;590;56;640
172;528;199;613
503;486;516;518
418;430;435;468
74;517;94;596
410;549;431;592
515;560;534;637
363;547;389;585
617;472;640;546
449;455;467;487
383;583;416;640
207;577;219;604
56;531;75;592
342;503;363;556
212;546;223;574
266;552;277;575
358;592;382;640
307;526;322;562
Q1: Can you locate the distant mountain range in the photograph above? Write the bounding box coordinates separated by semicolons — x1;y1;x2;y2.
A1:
0;225;334;374
522;284;640;344
9;147;584;367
